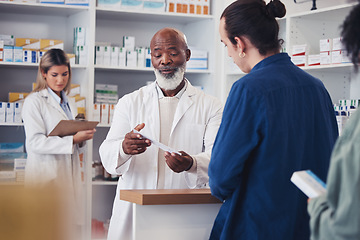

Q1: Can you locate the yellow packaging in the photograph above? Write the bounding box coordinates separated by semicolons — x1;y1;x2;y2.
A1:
15;38;39;50
9;92;30;102
39;39;64;50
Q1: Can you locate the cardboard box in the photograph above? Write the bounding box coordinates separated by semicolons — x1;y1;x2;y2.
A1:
8;92;30;102
15;38;39;50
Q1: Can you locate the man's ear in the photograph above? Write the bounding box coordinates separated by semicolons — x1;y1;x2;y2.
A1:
185;49;191;61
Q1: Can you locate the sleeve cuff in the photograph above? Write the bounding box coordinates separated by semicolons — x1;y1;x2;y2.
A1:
118;141;132;167
186;156;197;173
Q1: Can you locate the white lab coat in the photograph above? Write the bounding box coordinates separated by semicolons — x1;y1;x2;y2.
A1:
99;80;223;240
22;88;84;224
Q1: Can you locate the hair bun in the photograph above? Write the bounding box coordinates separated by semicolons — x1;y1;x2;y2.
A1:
266;0;286;18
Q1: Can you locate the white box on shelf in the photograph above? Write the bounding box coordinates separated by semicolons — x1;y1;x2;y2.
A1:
76;45;87;65
331;50;342;64
187;59;208;69
0;102;5;123
74;27;86;47
307;54;320;66
291;170;327;198
103;46;111;66
100;103;109;124
136;47;145;68
4;46;13;62
23;50;37;63
332;37;343;51
291;55;306;67
291;44;308;56
0;35;14;46
320;51;331;65
123;36;135;51
143;0;165;12
13;46;23;62
65;0;88;5
126;50;137;67
341;50;351;63
98;0;121;8
95;46;104;65
119;47;126;67
14;102;22;123
5;102;14;123
110;46;120;66
319;39;332;52
109;104;116;124
92;103;101;122
121;0;143;10
145;47;151;67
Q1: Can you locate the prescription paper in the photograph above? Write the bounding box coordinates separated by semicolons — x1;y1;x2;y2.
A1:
133;129;180;155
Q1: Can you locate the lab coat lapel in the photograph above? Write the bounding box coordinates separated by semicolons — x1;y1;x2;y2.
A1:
40;89;68;120
171;82;195;136
143;82;160;141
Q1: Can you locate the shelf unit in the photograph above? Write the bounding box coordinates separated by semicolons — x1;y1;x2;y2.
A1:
222;0;360;105
0;1;221;239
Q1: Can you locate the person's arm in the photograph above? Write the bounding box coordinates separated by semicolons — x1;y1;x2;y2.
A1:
208;83;265;201
22;95;74;155
308;128;360;240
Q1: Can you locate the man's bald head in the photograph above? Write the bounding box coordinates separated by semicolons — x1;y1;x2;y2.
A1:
150;28;188;50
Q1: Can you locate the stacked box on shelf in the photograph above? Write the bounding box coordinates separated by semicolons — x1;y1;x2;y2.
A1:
74;27;87;65
0;143;27;183
187;47;208;70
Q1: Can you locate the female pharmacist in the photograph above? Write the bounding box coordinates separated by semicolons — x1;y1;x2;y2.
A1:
308;2;360;239
208;0;338;239
21;49;95;231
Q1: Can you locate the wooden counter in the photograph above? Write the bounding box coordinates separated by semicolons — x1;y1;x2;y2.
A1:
120;189;222;205
120;189;222;240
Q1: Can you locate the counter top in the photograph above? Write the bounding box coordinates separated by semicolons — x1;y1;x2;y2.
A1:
120;189;222;205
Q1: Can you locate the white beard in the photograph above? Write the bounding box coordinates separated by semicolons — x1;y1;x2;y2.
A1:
154;64;186;90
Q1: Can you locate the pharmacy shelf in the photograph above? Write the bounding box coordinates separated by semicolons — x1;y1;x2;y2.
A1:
92;181;118;186
0;1;89;17
288;2;357;18
300;63;354;73
0;123;24;127
96;7;213;24
0;62;87;69
94;65;212;74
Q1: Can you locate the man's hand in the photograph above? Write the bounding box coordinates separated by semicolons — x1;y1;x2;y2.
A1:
164;151;193;173
122;123;151;155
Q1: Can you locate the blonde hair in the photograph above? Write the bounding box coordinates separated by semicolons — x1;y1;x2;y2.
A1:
33;49;72;95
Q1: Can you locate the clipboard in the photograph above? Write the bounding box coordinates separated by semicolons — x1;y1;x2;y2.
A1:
48;120;99;137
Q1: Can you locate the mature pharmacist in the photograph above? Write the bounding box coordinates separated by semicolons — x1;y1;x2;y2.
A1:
99;27;223;240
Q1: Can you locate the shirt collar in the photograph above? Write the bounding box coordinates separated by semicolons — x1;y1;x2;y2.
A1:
155;79;188;99
47;87;68;104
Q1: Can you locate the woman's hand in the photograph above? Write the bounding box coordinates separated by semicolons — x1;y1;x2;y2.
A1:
73;129;96;144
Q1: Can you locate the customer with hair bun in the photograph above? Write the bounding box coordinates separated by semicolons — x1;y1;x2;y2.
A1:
208;0;338;239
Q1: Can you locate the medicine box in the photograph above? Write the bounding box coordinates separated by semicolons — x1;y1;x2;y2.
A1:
40;0;65;4
95;46;104;65
143;0;166;12
98;0;121;8
121;0;143;10
332;37;343;51
320;51;331;65
65;0;89;5
100;103;109;124
38;50;47;62
74;27;86;47
4;46;13;62
291;44;308;56
13;46;23;62
319;39;332;52
67;53;76;65
15;38;39;50
291;55;306;67
14;102;22;123
145;47;151;67
0;102;5;123
196;0;202;14
291;170;327;198
136;47;145;68
119;47;126;67
126;50;137;67
69;84;81;97
181;0;189;13
23;50;37;63
0;40;3;62
203;0;210;15
92;103;101;122
189;0;196;14
5;102;14;123
167;0;176;12
123;36;135;51
103;46;111;66
331;50;342;64
109;104;115;124
307;54;320;66
0;35;14;46
76;45;87;65
110;46;119;66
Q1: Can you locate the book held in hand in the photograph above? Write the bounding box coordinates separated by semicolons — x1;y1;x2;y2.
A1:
291;170;327;198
